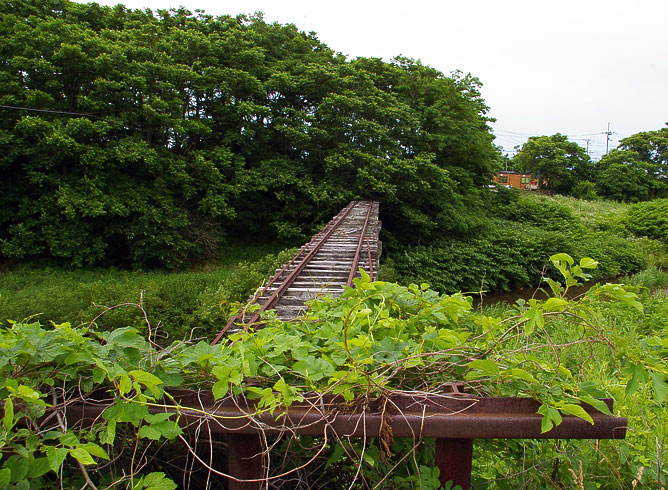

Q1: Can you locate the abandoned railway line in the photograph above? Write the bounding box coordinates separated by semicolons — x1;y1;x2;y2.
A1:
7;199;631;490
212;200;380;343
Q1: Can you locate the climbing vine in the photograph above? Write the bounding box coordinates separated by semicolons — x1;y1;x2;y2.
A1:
0;254;665;488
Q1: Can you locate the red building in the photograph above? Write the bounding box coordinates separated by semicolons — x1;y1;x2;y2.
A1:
493;171;537;190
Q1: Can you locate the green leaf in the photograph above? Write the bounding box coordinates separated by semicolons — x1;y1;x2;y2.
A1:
537;405;562;433
272;378;303;407
362;451;376;468
59;432;79;446
144;413;173;424
119;374;132;395
150;421;183;440
467;359;499;376
84;443;109;460
542;297;568;312
103;419;116;446
28;457;51;478
46;446;70;472
579;395;612;416
625;364;647;397
651;373;668;402
504;368;537;383
131;476;145;490
69;447;95;465
138;425;162;441
524;307;544;335
0;468;10;487
292;356;335;381
159;371;184;387
579;257;599;269
16;480;29;490
212;379;229;399
143;471;177;490
550;253;574;266
93;366;106;384
559;404;594;424
4;397;14;431
543;278;562;297
129;370;164;398
7;455;29;483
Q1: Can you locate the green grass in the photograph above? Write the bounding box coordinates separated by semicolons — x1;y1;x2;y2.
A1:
521;192;668;270
523;192;630;233
0;243;294;342
475;287;668;487
625;266;668;290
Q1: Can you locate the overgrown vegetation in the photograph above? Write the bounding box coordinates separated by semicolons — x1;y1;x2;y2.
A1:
384;189;652;294
0;245;294;341
2;255;667;489
0;0;498;268
1;1;667;488
625;199;668;245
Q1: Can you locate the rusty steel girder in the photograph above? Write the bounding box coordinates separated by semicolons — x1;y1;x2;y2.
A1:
47;389;626;490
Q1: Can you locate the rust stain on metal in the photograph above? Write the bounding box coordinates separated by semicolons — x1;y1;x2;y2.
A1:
58;390;626;441
44;389;626;490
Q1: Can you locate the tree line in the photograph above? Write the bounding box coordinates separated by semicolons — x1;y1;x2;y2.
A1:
0;0;499;267
511;128;668;201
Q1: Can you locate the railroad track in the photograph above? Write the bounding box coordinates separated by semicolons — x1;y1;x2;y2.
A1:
212;200;381;343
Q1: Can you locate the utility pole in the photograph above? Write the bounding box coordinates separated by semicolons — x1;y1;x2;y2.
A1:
603;122;613;154
584;139;591;156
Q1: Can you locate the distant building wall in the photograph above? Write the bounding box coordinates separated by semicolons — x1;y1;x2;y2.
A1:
494;171;537;190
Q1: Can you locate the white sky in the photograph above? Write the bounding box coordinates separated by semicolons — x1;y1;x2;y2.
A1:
76;0;668;160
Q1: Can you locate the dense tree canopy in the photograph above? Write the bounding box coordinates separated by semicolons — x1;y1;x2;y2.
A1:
0;0;499;267
512;133;591;194
594;127;668;202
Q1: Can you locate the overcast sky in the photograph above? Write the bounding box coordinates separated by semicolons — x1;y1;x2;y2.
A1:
77;0;668;160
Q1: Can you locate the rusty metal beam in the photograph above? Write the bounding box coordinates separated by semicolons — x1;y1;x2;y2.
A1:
40;390;626;490
436;438;473;489
60;391;627;441
226;434;264;490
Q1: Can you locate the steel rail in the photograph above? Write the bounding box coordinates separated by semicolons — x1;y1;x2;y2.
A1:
365;237;374;281
346;200;374;287
211;201;358;345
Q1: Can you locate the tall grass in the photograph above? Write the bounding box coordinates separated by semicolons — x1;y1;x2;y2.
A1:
476;288;668;488
0;244;295;342
523;193;630;233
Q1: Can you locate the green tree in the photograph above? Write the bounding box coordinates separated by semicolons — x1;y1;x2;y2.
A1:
0;0;499;267
595;126;668;201
594;150;653;202
512;133;591;194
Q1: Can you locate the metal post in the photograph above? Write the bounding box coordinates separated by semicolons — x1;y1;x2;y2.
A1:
435;438;474;490
226;434;264;490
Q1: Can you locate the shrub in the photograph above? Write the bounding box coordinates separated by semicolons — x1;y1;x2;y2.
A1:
387;219;645;294
489;192;579;230
570;180;599;200
625;199;668;244
626;267;668;290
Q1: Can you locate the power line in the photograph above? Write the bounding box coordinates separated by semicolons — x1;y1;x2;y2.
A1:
0;104;101;118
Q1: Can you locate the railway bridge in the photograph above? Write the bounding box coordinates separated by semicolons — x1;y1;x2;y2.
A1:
212;200;380;342
202;200;626;489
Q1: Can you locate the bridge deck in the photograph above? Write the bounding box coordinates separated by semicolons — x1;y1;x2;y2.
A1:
212;200;381;342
